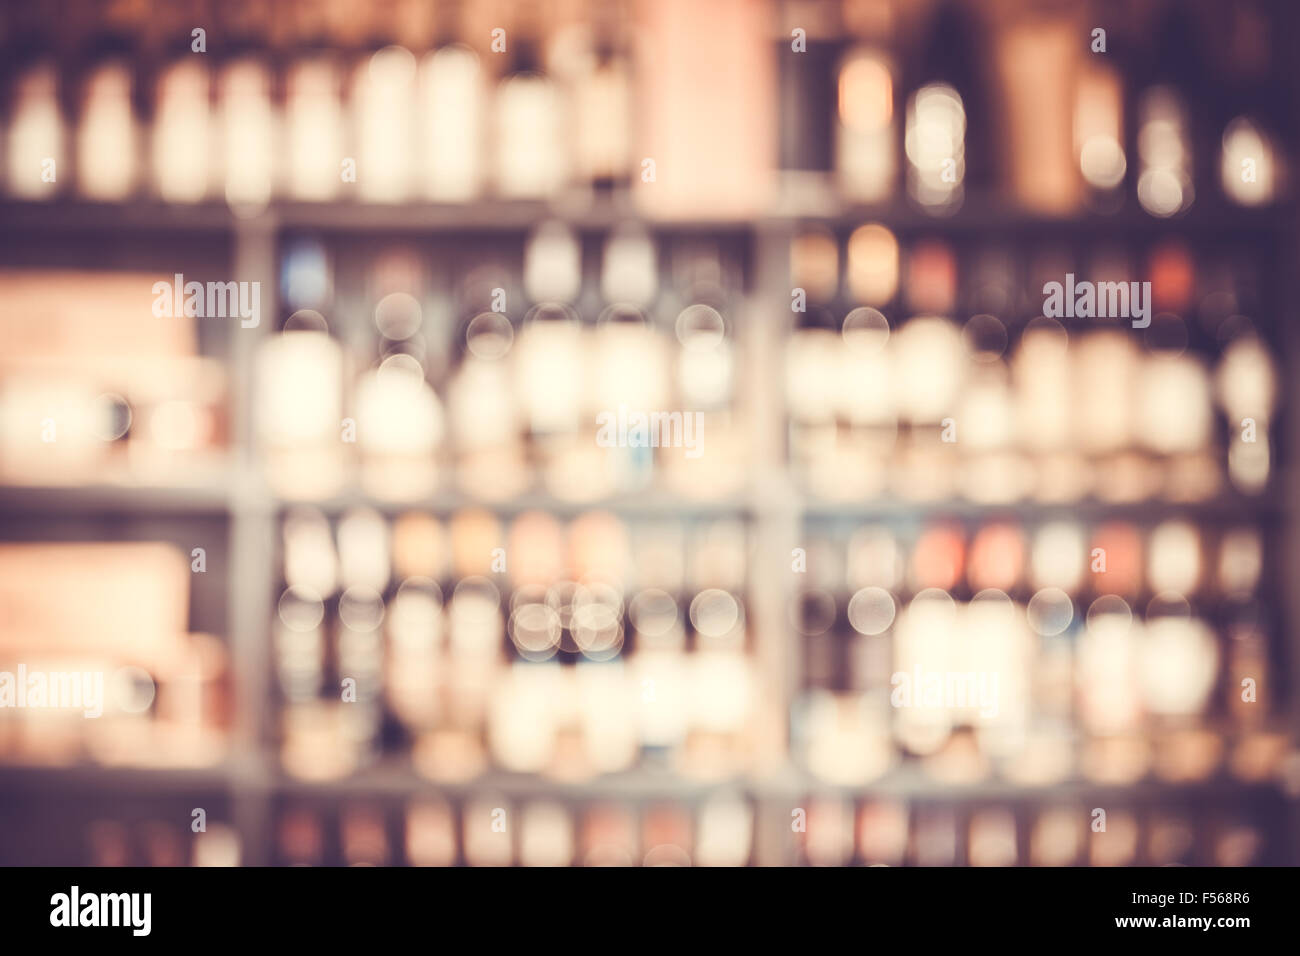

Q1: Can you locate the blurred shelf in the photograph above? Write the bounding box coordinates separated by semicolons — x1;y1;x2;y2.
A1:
270;760;765;801
1;481;1279;522
800;491;1285;524
0;762;239;794
6;759;1279;806
0;198;753;237
2;196;1290;239
0;200;238;234
771;192;1298;237
775;764;1290;803
0;481;236;515
276;199;753;235
280;487;756;519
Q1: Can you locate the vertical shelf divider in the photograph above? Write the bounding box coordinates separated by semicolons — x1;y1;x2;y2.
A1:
227;213;278;864
748;221;801;865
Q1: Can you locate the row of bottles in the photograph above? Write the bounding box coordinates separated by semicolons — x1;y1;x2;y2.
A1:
276;795;756;867
796;795;1270;866
797;516;1268;604
787;317;1278;502
12;1;1285;215
59;781;1278;866
260;227;747;502
793;515;1285;789
782;0;1286;214
786;227;1279;503
272;792;1273;866
82;817;240;867
788;227;1266;319
274;507;769;783
7;4;645;207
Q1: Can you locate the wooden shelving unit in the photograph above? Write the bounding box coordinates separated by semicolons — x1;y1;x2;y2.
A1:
2;190;1296;866
2;0;1299;865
